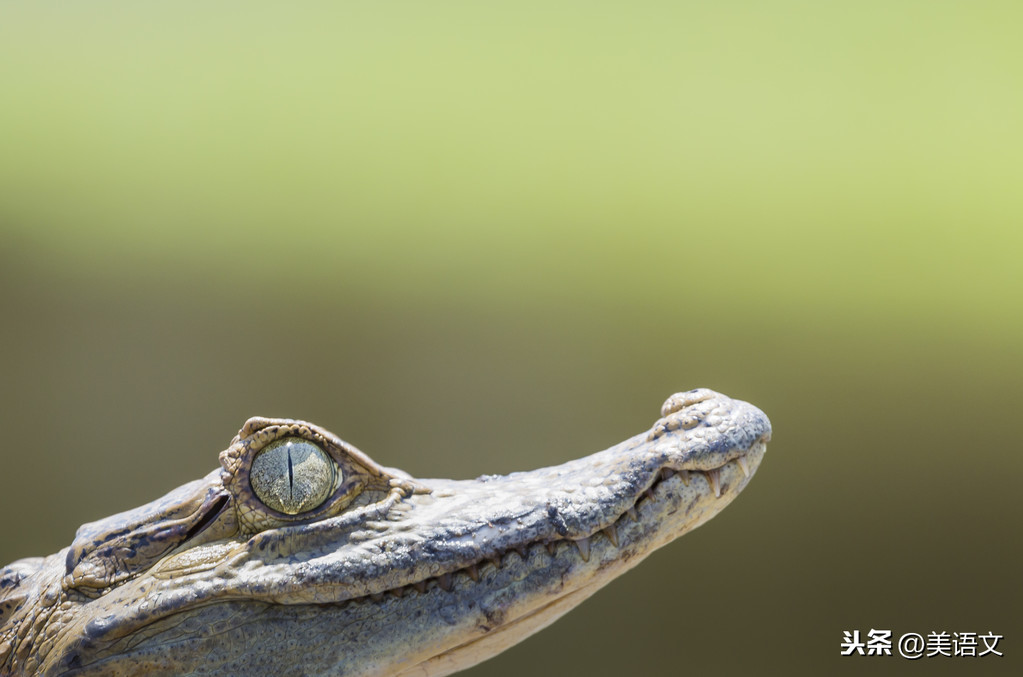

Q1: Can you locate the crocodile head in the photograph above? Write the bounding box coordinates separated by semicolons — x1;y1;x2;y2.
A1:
0;389;771;676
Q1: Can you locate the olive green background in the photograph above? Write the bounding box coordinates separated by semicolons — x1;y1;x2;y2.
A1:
1;2;1020;675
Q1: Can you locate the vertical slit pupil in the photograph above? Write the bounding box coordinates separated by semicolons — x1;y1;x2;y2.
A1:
287;447;294;499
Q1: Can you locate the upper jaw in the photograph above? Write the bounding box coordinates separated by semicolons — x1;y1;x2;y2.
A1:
231;389;771;602
78;389;769;607
65;390;771;605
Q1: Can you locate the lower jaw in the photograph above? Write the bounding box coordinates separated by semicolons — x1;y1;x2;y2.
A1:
394;580;604;677
385;442;767;676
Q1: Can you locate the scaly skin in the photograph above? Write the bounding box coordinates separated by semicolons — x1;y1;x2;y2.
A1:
0;389;771;676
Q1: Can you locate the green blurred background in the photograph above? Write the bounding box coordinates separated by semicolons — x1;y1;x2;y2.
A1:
1;2;1020;675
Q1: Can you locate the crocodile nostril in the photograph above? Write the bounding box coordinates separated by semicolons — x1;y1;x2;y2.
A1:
659;388;715;418
250;438;338;514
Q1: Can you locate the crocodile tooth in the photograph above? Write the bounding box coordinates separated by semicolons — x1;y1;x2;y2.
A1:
705;468;722;498
602;526;619;548
626;506;638;522
487;556;501;570
437;573;453;592
370;592;384;602
545;541;558;556
644;487;655;501
678;469;690;486
736;456;750;478
573;538;591;562
388;586;406;599
515;545;528;560
660;468;675;481
465;563;480;582
412;581;426;594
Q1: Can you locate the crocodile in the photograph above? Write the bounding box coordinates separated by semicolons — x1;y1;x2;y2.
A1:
0;388;771;676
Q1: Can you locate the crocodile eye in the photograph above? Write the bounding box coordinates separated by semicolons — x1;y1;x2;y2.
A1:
250;438;338;514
